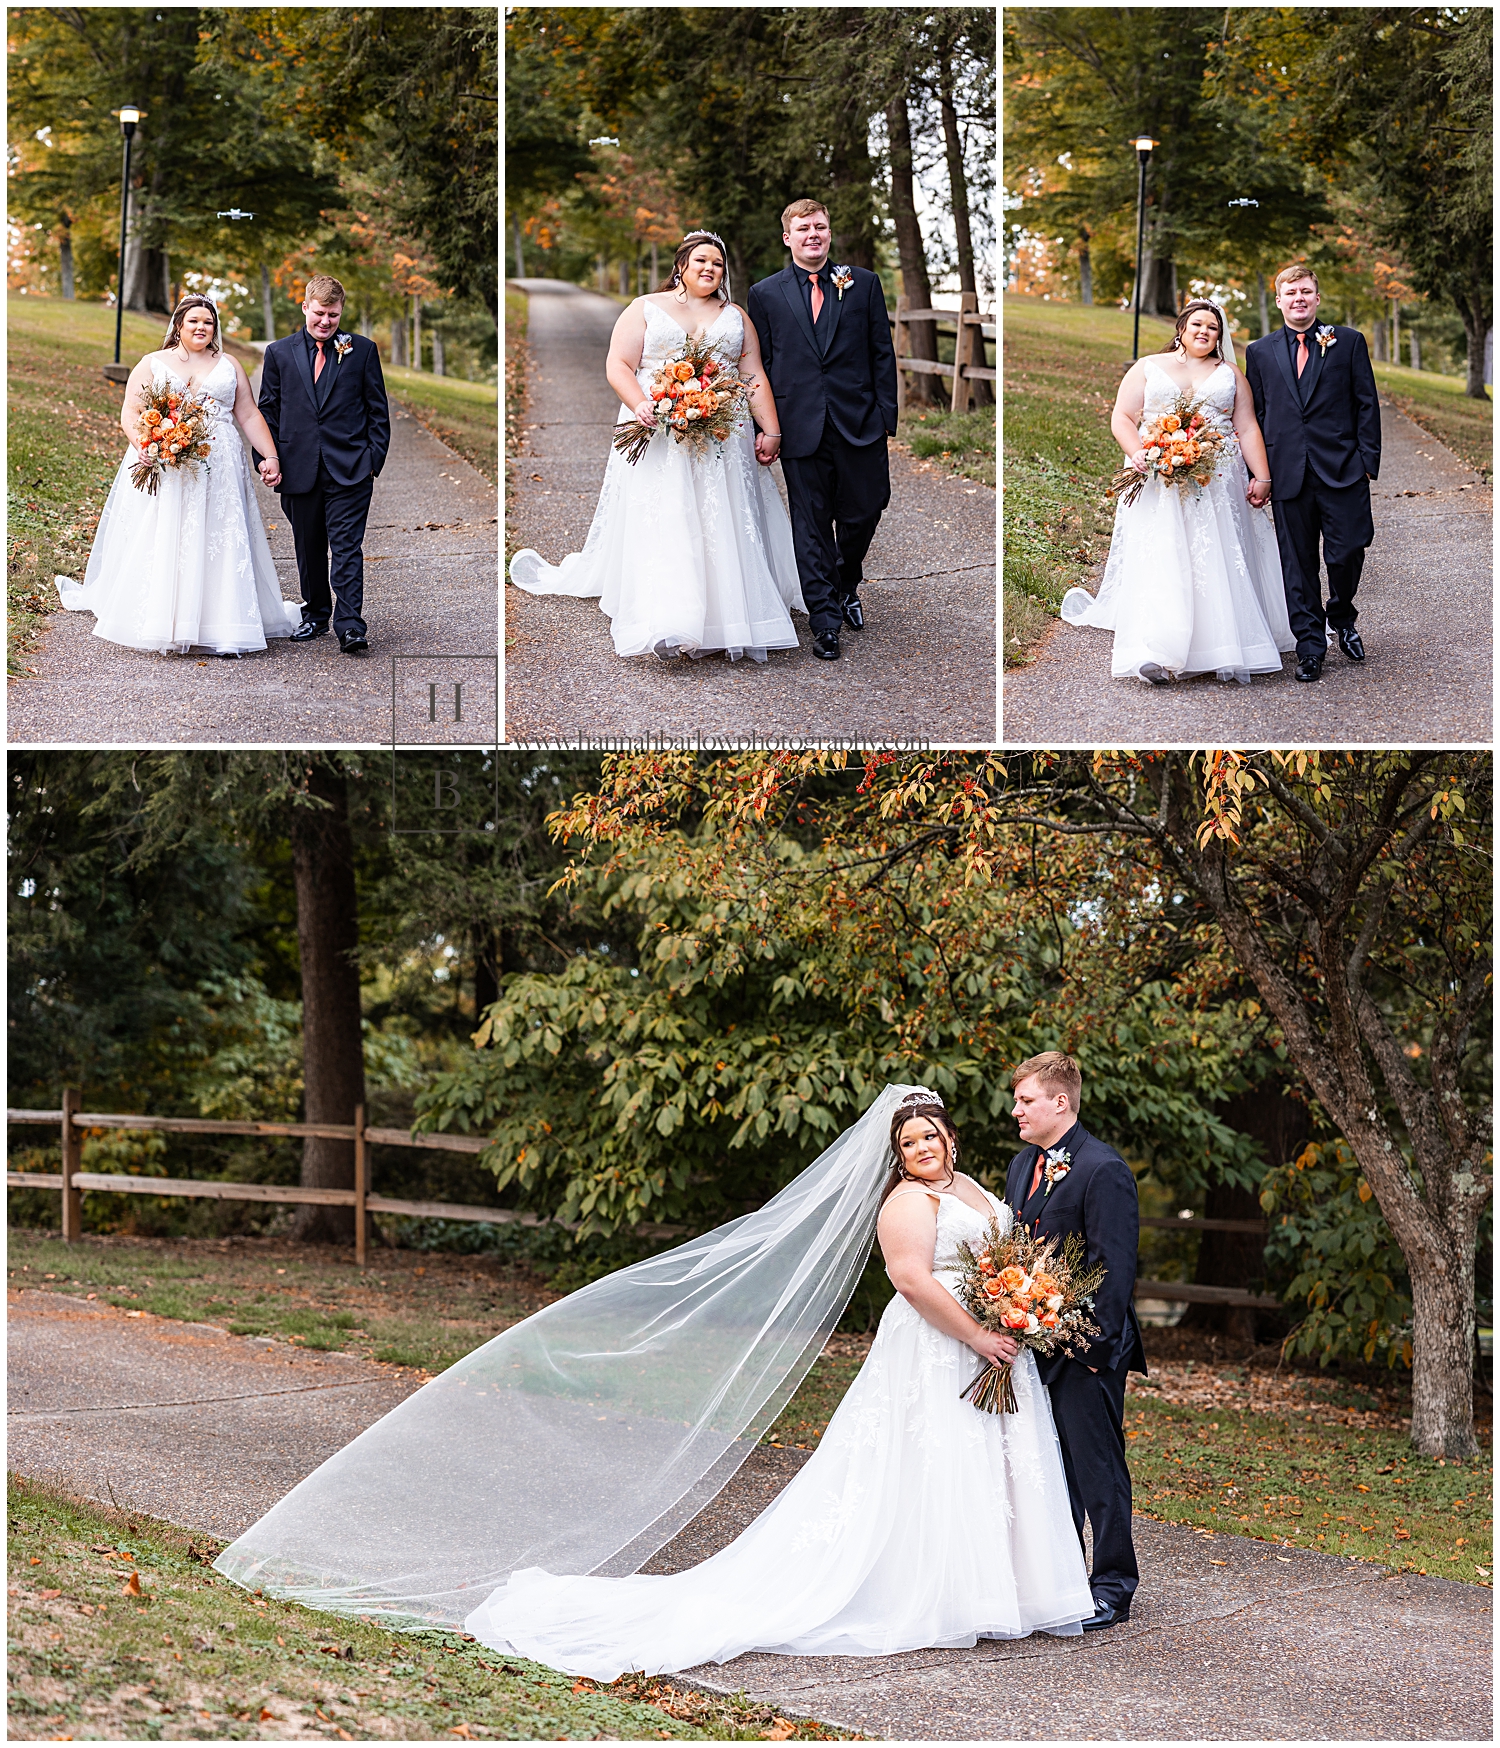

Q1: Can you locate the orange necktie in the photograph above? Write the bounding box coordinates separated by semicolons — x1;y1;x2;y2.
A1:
809;271;823;321
1295;331;1308;378
313;339;326;382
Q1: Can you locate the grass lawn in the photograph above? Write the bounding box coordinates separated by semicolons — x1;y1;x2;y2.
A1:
6;1476;847;1741
383;365;498;486
1371;360;1492;478
11;1227;1489;1672
1001;296;1178;667
895;405;995;488
504;286;529;577
6;298;173;673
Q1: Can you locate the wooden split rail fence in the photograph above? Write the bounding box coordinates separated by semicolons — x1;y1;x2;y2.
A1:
9;1095;1278;1311
889;291;996;416
5;1092;684;1267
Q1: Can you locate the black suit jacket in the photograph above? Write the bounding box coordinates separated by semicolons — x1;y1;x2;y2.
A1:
256;330;391;496
745;264;898;458
1004;1119;1148;1383
1243;324;1381;497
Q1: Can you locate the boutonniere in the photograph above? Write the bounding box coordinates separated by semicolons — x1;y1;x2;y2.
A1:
1314;324;1337;355
333;332;353;361
830;265;854;301
1043;1147;1073;1194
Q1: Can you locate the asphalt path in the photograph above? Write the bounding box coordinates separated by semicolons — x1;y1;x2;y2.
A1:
8;366;499;748
504;279;995;745
1003;400;1491;746
9;1289;1490;1740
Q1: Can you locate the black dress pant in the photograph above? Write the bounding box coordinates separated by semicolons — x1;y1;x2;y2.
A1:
1047;1356;1139;1610
1271;473;1373;663
780;423;891;634
282;459;375;640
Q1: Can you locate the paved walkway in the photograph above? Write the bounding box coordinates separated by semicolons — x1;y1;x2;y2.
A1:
1004;401;1491;745
8;375;498;747
505;279;995;743
9;1291;1490;1740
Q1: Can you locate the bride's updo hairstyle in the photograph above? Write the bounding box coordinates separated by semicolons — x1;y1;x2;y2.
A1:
662;232;730;303
164;294;221;355
881;1089;959;1205
1164;299;1226;360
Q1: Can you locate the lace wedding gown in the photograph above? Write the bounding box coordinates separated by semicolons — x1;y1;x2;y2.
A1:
464;1188;1094;1680
508;300;804;662
56;353;301;655
1061;357;1295;683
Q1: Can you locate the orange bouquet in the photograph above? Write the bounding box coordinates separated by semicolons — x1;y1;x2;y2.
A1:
1106;386;1230;508
613;329;751;466
130;381;215;496
953;1219;1106;1413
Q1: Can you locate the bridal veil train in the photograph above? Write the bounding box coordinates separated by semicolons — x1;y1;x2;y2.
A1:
215;1085;1092;1678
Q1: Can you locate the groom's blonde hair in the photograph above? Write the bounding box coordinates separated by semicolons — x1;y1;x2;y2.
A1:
304;274;346;307
1011;1051;1081;1112
782;198;830;233
1274;264;1320;295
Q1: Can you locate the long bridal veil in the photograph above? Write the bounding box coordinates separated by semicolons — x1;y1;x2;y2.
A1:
214;1083;920;1625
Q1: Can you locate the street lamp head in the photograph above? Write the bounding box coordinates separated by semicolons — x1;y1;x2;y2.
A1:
116;104;142;135
1132;135;1158;155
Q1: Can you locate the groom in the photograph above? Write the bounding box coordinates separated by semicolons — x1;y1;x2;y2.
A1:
1244;264;1381;683
256;273;390;656
1005;1051;1147;1632
746;200;898;661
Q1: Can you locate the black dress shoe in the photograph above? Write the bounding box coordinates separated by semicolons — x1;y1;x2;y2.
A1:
289;619;328;643
1139;661;1173;686
1080;1599;1130;1632
811;629;841;661
1294;654;1324;683
1336;625;1365;662
338;633;369;657
839;595;865;631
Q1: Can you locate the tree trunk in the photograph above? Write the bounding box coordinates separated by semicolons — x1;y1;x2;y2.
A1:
651;240;659;289
1257;271;1269;337
412;296;422;372
619;259;629;297
1372;320;1387;362
432;328;445;377
260;265;276;343
1409;1236;1479;1458
935;48;991;404
289;764;366;1245
1410;329;1421;370
121;180;171;314
359;305;372;340
473;928;500;1023
884;89;939;406
1390;299;1400;364
513;216;525;278
1078;231;1093;305
596;254;607;294
59;220;75;300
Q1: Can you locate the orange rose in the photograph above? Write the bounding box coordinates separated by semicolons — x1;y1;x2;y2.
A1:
673;362;694;381
978;1257;996;1276
983;1279;1005;1298
1031;1272;1058;1296
1039;1311;1059;1329
998;1265;1027;1292
1161;414;1181;432
1001;1307;1029;1330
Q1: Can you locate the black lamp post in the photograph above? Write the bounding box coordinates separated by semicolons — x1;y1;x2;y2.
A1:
1130;134;1158;361
112;104;141;366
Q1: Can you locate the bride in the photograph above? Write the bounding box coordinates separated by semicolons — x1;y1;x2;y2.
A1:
1061;299;1295;685
56;294;301;657
509;231;805;663
214;1085;1094;1678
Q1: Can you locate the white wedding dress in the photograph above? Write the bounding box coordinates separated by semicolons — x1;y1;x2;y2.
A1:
508;299;804;662
1061;357;1295;683
56;352;301;655
464;1188;1094;1680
